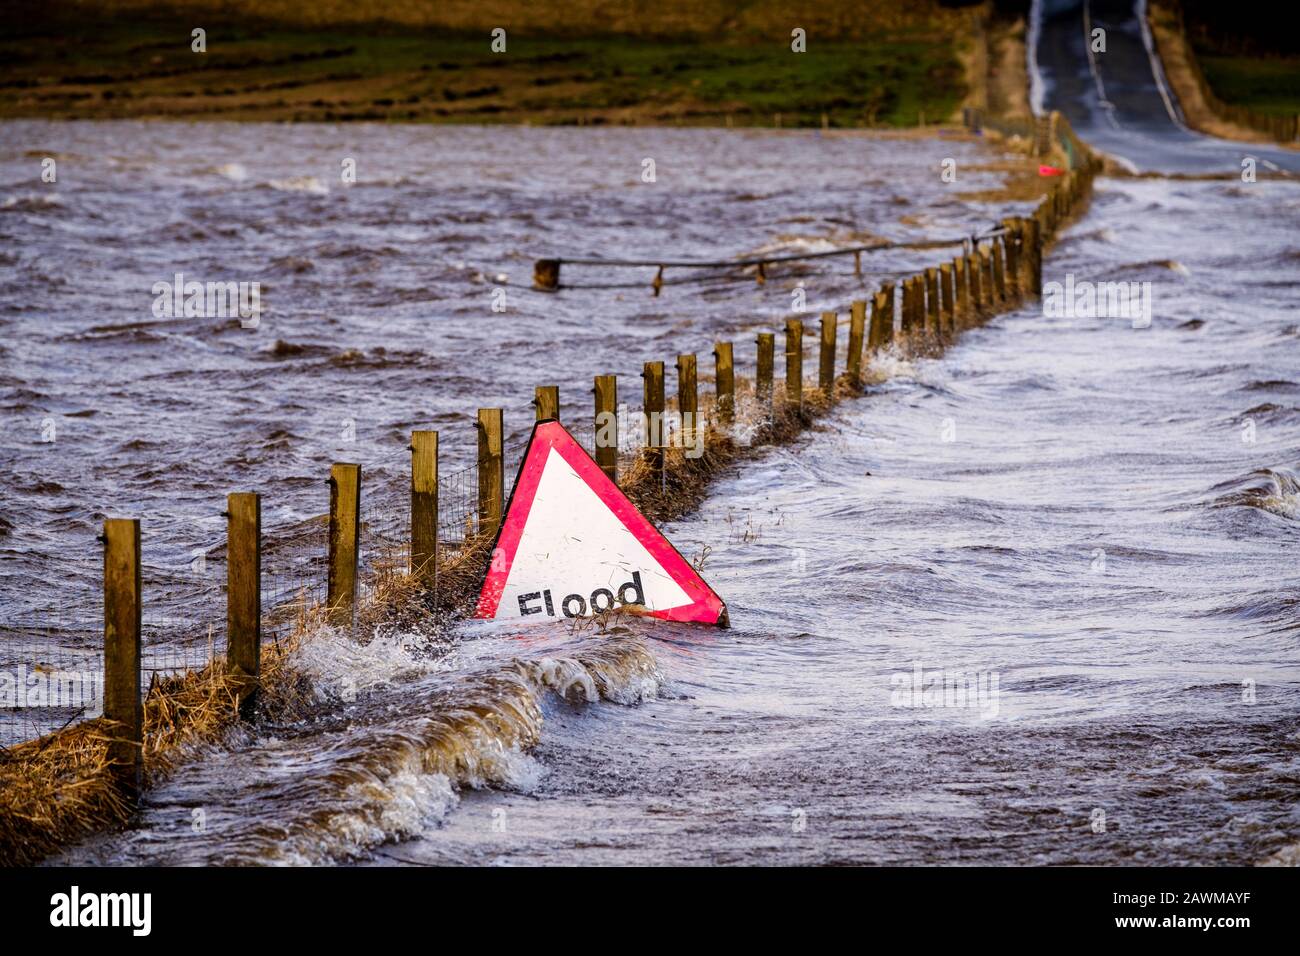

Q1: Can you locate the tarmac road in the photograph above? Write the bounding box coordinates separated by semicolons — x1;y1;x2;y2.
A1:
1033;0;1300;175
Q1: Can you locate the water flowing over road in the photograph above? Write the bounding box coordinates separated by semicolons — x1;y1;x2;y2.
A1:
5;111;1292;865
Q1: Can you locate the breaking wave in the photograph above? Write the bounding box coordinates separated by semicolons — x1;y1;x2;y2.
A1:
266;175;330;195
243;635;662;865
1208;466;1300;519
53;633;666;866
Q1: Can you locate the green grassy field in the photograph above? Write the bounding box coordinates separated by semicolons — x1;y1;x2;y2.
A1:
1195;55;1300;117
0;12;967;126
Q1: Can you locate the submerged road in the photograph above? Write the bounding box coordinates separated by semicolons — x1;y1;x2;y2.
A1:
1033;0;1300;174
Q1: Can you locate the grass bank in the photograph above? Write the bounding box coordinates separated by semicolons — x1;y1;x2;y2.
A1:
1194;57;1300;118
0;6;969;125
1178;0;1300;117
1147;0;1299;146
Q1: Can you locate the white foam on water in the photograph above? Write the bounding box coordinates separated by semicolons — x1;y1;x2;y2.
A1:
267;175;329;195
289;625;446;702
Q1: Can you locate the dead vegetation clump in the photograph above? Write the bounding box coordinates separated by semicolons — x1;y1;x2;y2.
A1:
0;609;317;866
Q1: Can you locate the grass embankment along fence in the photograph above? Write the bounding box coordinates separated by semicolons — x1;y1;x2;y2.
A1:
0;111;1101;867
0;2;970;125
1147;0;1300;145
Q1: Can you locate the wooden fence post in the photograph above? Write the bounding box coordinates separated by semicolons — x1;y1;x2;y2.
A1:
784;318;803;410
915;274;925;335
327;462;361;629
939;262;955;332
818;311;836;397
870;288;891;348
846;300;866;384
594;375;617;484
914;276;927;335
983;247;996;312
643;361;665;485
756;333;775;407
476;409;503;540
534;385;559;422
1001;218;1022;301
676;353;698;449
925;268;940;335
992;239;1007;306
410;431;438;591
1025;217;1042;295
103;517;142;798
713;341;734;425
534;259;560;290
226;492;260;719
968;252;983;316
955;256;970;325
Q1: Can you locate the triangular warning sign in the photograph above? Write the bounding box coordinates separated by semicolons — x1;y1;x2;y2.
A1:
474;420;728;626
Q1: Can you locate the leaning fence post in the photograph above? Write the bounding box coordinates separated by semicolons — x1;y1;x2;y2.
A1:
818;311;836;397
327;462;361;629
103;517;142;798
594;375;617;484
713;341;734;425
226;492;260;718
642;361;665;486
676;353;698;449
846;300;866;384
939;262;955;332
410;431;438;591
476;409;504;540
534;385;559;422
784;318;803;410
756;333;775;407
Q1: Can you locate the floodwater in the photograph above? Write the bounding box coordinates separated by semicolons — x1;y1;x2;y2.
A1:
2;122;1298;865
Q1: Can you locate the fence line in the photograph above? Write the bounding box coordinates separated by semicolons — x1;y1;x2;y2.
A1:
2;111;1100;829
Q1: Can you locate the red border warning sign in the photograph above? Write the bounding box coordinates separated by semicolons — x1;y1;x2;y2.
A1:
474;420;728;626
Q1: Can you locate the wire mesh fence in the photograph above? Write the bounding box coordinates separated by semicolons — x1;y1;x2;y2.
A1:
0;375;803;751
1;133;1083;750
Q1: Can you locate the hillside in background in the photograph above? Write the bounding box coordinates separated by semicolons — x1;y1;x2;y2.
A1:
0;0;976;124
1179;0;1300;117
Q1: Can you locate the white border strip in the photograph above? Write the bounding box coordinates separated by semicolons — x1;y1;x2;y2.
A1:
1136;0;1188;128
1027;0;1045;117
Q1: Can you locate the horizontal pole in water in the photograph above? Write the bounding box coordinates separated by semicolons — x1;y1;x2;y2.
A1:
535;229;1009;272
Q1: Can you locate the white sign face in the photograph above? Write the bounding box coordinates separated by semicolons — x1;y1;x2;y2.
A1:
474;421;727;626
